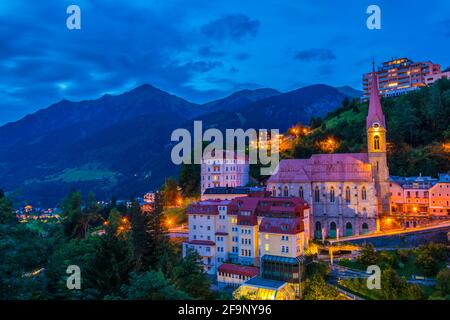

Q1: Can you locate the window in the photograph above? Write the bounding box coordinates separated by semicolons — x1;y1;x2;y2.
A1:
314;186;320;202
330;187;335;203
299;186;304;199
362;223;369;234
374;135;380;150
329;222;337;238
265;244;269;251
283;185;289;197
272;186;276;196
345;222;352;237
362;187;367;200
314;221;322;239
345;186;351;203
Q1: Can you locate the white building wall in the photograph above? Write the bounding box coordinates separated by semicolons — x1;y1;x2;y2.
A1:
201;154;250;195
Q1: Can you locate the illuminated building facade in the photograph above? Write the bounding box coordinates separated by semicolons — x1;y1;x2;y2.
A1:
182;199;230;274
200;150;249;196
390;173;450;227
183;193;311;288
363;58;442;99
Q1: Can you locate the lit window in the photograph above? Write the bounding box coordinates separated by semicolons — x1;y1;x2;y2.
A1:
374;135;380;150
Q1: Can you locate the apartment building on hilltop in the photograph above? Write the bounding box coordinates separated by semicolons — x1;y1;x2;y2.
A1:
363;58;447;99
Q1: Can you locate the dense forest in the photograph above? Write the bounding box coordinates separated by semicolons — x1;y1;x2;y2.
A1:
0;191;216;300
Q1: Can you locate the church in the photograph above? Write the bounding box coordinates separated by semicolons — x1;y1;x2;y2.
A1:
267;66;390;239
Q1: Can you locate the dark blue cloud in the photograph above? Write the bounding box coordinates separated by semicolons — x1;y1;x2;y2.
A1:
197;46;225;58
201;14;260;42
294;49;336;61
234;52;251;61
184;61;223;73
0;0;449;125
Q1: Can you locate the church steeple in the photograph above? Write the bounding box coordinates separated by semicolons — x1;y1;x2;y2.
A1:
366;61;390;219
366;63;386;129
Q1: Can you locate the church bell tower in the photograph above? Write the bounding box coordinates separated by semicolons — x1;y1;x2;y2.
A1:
366;62;391;217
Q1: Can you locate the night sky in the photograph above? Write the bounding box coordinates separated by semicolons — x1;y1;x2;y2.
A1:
1;0;449;124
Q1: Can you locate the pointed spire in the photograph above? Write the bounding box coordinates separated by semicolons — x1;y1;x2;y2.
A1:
366;60;386;129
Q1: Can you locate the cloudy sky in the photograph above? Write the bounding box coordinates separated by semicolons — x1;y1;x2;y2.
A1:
0;0;449;124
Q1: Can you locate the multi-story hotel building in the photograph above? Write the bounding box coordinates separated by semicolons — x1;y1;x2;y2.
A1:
363;58;442;99
182;199;230;274
200;150;249;196
183;193;311;282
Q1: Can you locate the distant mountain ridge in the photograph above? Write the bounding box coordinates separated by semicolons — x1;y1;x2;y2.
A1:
0;83;353;205
202;88;281;113
335;86;363;98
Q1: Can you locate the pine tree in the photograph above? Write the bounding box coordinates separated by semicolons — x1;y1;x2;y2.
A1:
173;249;212;299
129;200;147;271
61;190;83;239
0;192;14;224
162;177;180;206
83;212;133;298
142;191;169;270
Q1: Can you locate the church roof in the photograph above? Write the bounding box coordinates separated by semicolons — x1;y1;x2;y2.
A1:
268;153;373;183
366;68;386;128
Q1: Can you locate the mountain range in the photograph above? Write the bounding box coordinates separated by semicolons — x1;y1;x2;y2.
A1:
0;83;358;205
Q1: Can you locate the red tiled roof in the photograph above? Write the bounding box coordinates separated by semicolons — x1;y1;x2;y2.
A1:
186;202;220;215
259;217;304;234
187;240;215;246
268;153;372;183
218;263;260;277
227;196;309;226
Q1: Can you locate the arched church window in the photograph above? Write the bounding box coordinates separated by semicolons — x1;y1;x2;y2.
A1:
329;222;337;238
299;186;304;199
315;222;322;239
345;186;351;203
345;222;353;237
362;223;369;234
314;186;320;202
330;187;335;203
272;186;276;196
283;186;289;197
374;135;380;150
362;187;367;200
